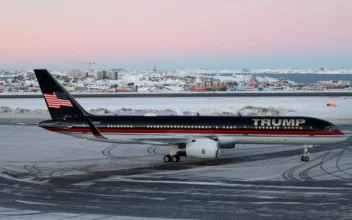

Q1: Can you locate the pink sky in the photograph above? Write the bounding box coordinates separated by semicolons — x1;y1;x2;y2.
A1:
0;0;351;69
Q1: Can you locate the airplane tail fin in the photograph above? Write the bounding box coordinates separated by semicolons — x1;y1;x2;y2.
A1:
34;69;92;119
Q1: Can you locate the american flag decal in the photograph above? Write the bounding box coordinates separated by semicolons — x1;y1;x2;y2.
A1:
43;91;73;109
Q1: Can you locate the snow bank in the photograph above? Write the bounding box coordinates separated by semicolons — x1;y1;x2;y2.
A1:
0;96;350;121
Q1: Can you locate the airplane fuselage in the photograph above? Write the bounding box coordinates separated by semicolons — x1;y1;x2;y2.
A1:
39;115;347;146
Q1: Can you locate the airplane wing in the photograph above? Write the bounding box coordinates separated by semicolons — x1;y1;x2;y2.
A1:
107;135;214;145
124;136;193;145
120;135;212;145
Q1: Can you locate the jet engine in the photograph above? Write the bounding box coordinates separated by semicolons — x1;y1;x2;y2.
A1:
177;139;220;159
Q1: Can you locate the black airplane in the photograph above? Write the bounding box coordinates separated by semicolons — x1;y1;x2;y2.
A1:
35;69;346;163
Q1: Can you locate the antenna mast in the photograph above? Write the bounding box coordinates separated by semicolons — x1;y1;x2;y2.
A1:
86;61;95;72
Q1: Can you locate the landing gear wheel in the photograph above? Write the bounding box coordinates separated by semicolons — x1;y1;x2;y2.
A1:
163;155;171;163
171;155;180;163
301;156;309;162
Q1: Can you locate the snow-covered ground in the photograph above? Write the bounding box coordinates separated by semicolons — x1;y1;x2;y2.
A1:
1;96;352;219
4;68;352;95
99;70;287;90
0;96;351;122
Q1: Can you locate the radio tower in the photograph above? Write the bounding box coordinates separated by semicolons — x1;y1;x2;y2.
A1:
86;61;95;73
153;62;157;72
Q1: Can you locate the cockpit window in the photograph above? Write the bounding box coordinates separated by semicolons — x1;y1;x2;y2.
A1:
325;126;340;131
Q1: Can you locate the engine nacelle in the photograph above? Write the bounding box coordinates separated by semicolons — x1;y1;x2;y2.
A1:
177;139;220;159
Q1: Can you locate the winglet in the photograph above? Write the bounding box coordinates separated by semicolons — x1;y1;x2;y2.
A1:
87;118;107;139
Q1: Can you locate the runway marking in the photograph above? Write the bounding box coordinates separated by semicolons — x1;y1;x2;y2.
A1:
72;182;95;187
119;189;310;199
0;209;40;215
246;175;283;181
55;190;167;201
253;190;343;197
208;201;239;204
208;201;338;205
15;200;59;206
151;162;157;171
250;202;338;205
98;176;352;190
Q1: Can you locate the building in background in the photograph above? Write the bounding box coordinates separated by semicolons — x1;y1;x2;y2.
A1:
66;70;88;78
64;86;76;92
94;70;108;80
108;71;118;80
275;81;283;87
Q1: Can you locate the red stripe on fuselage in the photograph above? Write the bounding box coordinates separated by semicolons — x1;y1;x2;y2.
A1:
43;127;344;136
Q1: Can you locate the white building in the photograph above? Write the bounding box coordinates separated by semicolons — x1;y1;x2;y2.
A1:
94;71;108;80
66;70;88;78
108;71;118;80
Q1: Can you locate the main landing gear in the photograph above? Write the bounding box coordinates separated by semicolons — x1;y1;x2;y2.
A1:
163;155;180;163
164;145;181;163
301;145;311;162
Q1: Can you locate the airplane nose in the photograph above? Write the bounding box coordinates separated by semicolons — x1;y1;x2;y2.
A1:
340;131;349;142
333;130;348;143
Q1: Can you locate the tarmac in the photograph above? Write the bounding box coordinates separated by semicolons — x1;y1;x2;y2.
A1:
0;117;352;219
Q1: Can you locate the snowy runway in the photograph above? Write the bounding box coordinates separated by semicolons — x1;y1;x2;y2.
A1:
0;120;352;219
1;123;352;183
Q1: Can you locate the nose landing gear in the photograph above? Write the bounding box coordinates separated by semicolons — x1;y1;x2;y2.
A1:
301;145;311;162
301;155;309;162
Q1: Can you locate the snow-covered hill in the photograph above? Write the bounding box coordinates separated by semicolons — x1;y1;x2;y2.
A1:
177;68;352;74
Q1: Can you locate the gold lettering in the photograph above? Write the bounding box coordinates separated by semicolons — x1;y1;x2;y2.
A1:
283;119;295;126
261;119;271;126
272;119;282;126
296;119;306;126
252;119;261;126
